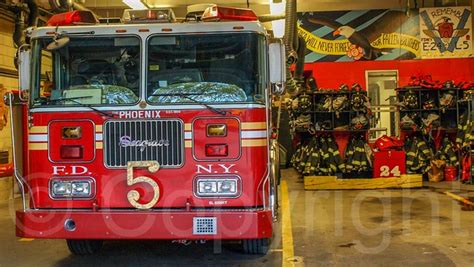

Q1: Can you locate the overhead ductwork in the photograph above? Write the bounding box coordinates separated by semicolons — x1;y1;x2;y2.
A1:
294;35;306;83
258;14;286;23
12;0;98;68
283;0;303;95
12;0;38;47
25;0;38;26
284;0;298;65
283;0;309;95
36;0;70;12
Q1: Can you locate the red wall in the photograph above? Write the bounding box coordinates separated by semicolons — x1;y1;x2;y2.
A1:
305;58;474;89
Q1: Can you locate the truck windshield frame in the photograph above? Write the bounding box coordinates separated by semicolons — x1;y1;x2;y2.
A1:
146;32;267;105
30;35;142;108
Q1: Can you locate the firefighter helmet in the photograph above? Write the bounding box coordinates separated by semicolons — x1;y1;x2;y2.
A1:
462;89;473;101
440;90;455;108
296;93;312;113
400;113;417;129
294;114;312;132
333;95;348;111
443;80;455;89
351;83;363;92
422;98;436;109
322;95;332;111
321;120;333;130
339;84;349;91
315;94;330;111
422;113;440;128
351;93;367;112
375;135;404;151
351;114;369;130
403;90;418;109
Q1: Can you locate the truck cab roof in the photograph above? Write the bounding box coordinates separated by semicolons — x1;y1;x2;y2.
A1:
31;21;268;39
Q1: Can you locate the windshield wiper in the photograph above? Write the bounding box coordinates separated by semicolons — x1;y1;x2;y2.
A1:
34;96;115;118
34;96;92;104
151;93;227;116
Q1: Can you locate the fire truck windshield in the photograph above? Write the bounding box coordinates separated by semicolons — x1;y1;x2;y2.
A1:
30;36;141;107
146;33;266;104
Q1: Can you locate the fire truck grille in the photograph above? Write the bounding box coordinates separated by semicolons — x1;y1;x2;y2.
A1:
103;120;184;168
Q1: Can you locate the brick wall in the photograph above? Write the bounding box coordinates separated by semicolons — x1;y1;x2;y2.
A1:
0;18;17;78
0;17;16;181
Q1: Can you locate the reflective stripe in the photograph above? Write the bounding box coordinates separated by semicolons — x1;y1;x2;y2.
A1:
95;125;103;133
28;134;48;142
241;122;266;130
184;132;192;139
242;139;267;147
29;143;47;150
29;126;47;134
185;140;192;148
96;142;103;149
241;130;268;139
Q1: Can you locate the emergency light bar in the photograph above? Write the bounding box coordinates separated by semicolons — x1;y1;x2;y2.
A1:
47;11;98;26
122;8;176;23
201;5;258;22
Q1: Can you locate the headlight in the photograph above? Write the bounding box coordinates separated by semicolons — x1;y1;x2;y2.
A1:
52;182;72;196
198;180;218;194
217;180;237;194
50;178;94;199
195;177;240;197
71;181;92;197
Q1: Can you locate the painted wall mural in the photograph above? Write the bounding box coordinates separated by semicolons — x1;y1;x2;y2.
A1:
298;7;474;62
419;6;472;58
298;9;421;62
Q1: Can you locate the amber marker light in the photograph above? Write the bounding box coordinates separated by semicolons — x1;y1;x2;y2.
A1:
62;127;82;139
207;124;227;137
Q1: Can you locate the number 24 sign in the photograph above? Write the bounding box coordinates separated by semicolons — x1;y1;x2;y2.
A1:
379;165;401;177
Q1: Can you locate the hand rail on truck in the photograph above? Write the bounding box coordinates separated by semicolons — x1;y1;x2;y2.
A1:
7;92;35;211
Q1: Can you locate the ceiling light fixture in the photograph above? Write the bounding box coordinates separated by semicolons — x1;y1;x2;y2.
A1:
122;0;147;10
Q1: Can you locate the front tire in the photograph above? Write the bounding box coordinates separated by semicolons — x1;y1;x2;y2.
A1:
242;238;271;255
66;239;103;255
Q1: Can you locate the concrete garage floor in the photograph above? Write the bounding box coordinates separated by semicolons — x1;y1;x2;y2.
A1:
0;169;473;267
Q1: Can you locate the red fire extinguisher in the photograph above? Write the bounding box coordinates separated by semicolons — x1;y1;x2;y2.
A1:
444;166;458;181
461;155;472;182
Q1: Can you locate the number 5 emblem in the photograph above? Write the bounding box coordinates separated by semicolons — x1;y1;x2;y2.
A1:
127;161;160;210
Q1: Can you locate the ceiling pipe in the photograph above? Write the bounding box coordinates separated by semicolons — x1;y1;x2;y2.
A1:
12;0;38;47
258;14;285;23
12;0;99;69
294;35;306;84
283;0;298;95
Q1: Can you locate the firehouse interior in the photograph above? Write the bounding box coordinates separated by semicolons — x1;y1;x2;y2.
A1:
0;0;473;266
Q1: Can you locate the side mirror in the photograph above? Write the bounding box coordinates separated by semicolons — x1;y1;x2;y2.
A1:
269;40;286;95
17;45;31;101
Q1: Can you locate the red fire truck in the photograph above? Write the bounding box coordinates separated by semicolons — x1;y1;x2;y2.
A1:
9;6;285;255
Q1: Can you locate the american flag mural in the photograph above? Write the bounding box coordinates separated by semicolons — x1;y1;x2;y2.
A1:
297;9;421;62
